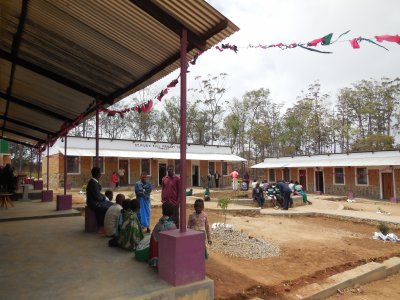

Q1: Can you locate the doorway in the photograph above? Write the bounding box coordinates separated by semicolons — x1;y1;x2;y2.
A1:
381;173;393;200
299;170;307;190
315;170;324;193
192;165;199;186
118;160;129;186
158;163;166;186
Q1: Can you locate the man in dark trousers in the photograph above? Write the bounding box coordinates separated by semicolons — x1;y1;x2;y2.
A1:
276;181;292;210
86;167;112;234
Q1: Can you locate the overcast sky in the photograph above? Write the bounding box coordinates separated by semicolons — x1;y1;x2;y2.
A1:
129;0;400;110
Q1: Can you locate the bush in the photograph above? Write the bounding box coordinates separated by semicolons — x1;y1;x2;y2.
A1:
377;222;389;235
81;184;87;192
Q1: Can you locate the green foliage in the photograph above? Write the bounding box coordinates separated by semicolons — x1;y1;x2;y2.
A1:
377;222;389;235
217;197;232;224
351;134;394;151
81;184;87;192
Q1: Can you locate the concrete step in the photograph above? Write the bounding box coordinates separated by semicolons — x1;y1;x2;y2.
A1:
291;257;400;300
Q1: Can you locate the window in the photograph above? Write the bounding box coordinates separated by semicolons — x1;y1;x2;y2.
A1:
174;160;180;175
356;168;368;185
141;159;151;175
334;168;345;185
269;169;275;183
67;156;80;174
283;168;290;182
222;162;228;175
208;162;215;174
92;157;105;174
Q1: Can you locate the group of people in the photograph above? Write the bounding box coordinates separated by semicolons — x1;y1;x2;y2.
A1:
0;163;17;193
86;164;212;268
207;171;221;188
111;167;126;188
251;179;310;210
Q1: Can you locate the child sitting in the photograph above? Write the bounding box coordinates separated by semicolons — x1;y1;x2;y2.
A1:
187;199;212;259
148;203;177;267
118;198;144;251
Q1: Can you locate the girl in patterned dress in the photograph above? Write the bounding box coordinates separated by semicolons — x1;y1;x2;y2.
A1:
118;198;144;251
187;199;212;259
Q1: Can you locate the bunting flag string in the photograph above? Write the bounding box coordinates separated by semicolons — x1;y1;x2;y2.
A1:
218;32;399;54
41;31;398;150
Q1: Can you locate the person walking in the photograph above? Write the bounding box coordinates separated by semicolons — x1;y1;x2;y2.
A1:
118;167;125;186
214;171;221;188
112;171;118;188
135;172;152;233
230;169;239;191
161;165;180;228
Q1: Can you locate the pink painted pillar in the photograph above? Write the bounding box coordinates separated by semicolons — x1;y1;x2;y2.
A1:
42;143;53;202
158;29;205;286
56;135;72;210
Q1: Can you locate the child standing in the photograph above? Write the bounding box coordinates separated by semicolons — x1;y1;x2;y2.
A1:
112;171;118;188
187;199;212;259
148;203;177;267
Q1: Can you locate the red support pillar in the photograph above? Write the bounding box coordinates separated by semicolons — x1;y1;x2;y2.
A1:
42;143;53;202
47;144;50;191
158;29;205;286
179;29;187;233
56;135;72;210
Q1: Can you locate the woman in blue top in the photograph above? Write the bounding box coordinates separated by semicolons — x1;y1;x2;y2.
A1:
135;172;152;233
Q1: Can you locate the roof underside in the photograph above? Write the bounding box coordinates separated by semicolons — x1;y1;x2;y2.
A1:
0;0;238;147
251;151;400;169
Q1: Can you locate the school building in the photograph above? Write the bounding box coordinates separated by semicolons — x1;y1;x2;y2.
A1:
43;136;246;190
251;150;400;201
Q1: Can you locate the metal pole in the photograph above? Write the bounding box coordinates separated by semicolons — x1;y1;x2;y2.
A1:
95;100;99;167
29;147;32;178
64;135;67;196
47;143;49;191
179;29;187;233
37;149;41;179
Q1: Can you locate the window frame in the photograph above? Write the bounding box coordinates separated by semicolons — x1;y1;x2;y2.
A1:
91;157;105;174
269;169;276;183
67;155;80;174
283;168;290;182
222;162;228;176
208;161;215;175
174;160;180;176
333;167;345;185
141;159;151;176
355;167;368;186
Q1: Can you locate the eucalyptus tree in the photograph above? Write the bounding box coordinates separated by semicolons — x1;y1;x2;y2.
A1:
188;73;227;145
241;88;271;162
157;97;181;143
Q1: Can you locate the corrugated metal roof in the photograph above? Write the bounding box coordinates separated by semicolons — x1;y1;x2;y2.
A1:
48;136;246;162
251;151;400;169
0;0;239;147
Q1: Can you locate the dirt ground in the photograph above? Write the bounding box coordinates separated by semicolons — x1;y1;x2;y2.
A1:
148;206;400;300
71;190;400;299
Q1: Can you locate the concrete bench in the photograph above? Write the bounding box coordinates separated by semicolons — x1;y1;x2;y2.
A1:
85;206;98;233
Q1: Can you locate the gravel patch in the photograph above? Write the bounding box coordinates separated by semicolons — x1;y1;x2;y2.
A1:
211;227;280;259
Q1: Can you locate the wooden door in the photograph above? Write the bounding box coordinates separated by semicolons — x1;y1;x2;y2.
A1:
299;170;307;190
119;160;129;186
159;163;166;185
381;173;393;200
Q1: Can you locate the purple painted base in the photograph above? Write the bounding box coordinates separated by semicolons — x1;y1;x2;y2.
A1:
390;197;398;203
159;229;205;286
316;191;322;195
56;195;72;211
348;192;355;200
85;206;98;232
41;190;53;202
34;180;43;190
